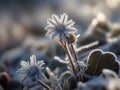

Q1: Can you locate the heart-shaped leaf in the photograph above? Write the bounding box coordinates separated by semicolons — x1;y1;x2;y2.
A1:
85;49;119;76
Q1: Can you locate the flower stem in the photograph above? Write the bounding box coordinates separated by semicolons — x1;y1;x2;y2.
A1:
70;44;79;65
38;80;52;90
70;44;83;81
60;40;77;76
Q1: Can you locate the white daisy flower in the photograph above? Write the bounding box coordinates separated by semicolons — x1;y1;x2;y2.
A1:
45;13;77;41
17;55;45;86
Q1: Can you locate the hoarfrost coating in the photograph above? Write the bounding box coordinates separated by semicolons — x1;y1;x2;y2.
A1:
45;13;77;42
16;55;45;85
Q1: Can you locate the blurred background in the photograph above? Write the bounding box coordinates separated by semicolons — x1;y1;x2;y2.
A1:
0;0;120;55
0;0;120;90
0;0;120;54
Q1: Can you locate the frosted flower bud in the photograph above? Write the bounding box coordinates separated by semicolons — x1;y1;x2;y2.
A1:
65;33;76;44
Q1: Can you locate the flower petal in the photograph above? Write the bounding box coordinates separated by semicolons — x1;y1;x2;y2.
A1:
30;55;37;65
47;18;57;26
65;19;75;27
37;60;44;66
45;30;55;36
66;27;77;32
45;25;55;30
38;61;45;68
17;68;28;74
60;13;68;24
52;14;60;24
20;61;29;68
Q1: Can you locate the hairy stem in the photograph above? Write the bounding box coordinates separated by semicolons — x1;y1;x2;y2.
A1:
70;44;83;81
60;40;77;76
64;43;77;76
70;44;79;66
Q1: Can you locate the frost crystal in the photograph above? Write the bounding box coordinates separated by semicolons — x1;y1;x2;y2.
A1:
17;55;45;86
45;13;77;41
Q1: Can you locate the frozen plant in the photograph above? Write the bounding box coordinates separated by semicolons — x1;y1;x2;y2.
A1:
17;55;46;86
17;13;120;90
17;55;63;90
45;13;99;82
45;13;77;42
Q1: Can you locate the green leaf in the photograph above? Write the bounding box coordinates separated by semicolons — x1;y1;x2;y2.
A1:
86;49;119;76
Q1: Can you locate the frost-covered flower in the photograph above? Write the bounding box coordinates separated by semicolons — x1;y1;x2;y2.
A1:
17;55;45;86
45;13;77;41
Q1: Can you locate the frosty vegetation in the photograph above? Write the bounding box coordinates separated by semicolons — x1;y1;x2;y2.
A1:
17;13;120;90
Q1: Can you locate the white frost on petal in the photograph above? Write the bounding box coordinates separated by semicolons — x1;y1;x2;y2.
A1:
65;19;75;26
52;14;60;24
60;13;68;24
17;55;46;86
30;55;37;65
20;61;29;68
47;18;57;26
45;13;78;41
